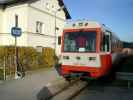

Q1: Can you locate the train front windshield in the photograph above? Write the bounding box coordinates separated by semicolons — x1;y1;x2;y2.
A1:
63;31;96;52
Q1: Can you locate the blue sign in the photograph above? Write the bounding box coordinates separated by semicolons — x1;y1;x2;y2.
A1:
11;27;22;37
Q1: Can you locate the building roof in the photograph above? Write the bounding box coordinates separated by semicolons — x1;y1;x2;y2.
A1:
0;0;71;19
57;0;71;19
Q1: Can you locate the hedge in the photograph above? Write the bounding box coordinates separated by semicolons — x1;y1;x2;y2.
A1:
0;46;57;79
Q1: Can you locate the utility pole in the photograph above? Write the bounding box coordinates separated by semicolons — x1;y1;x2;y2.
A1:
54;11;57;51
54;6;64;53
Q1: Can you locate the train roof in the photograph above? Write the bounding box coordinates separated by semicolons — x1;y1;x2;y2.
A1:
64;20;121;41
64;20;111;31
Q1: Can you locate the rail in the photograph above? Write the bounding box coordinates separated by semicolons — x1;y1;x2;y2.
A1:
46;78;80;100
49;79;87;100
116;72;133;88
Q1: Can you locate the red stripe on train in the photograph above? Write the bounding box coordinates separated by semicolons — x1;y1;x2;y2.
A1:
61;54;112;78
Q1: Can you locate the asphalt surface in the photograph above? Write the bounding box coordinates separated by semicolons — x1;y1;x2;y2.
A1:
73;80;133;100
1;64;133;100
0;68;61;100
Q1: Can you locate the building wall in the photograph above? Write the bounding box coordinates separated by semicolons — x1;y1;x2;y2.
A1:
27;4;66;44
0;0;67;55
27;0;66;55
0;9;3;33
55;18;66;55
30;0;66;19
0;9;3;45
1;4;28;46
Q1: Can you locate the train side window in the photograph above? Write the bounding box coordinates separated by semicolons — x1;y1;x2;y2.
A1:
102;34;110;52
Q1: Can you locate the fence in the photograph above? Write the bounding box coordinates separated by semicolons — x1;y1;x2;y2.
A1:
0;56;15;80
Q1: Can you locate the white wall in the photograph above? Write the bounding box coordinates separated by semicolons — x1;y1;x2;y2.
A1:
30;0;66;20
3;4;28;33
28;0;66;55
0;0;67;55
1;4;28;46
27;33;55;47
0;9;3;33
55;18;66;55
0;9;3;45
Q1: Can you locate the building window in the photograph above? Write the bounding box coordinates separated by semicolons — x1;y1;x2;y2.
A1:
36;21;43;33
46;3;50;10
52;5;54;8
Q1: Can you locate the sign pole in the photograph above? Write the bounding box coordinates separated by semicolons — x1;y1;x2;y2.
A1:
3;57;6;80
11;27;21;79
15;15;17;79
15;36;17;79
11;15;22;79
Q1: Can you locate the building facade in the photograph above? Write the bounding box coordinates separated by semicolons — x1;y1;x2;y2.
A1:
0;0;71;55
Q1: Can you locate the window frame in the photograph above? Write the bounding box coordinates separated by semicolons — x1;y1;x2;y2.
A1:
63;31;97;53
36;21;43;33
100;31;111;53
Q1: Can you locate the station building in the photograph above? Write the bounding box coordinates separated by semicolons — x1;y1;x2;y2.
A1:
0;0;71;55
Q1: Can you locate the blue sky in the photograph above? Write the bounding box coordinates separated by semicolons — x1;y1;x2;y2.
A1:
64;0;133;42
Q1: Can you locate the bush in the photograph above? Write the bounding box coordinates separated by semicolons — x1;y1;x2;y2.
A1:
42;48;56;67
0;46;56;76
0;69;3;80
18;47;38;70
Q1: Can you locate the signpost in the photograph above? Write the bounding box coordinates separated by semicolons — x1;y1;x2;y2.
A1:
11;27;22;79
11;27;22;37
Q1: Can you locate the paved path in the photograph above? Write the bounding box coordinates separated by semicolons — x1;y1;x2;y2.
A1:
73;81;133;100
0;68;61;100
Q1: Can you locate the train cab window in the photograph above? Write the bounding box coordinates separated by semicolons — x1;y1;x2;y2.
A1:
101;34;110;52
63;31;96;52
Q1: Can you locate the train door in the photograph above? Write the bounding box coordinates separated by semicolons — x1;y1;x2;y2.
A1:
101;31;111;53
100;31;112;76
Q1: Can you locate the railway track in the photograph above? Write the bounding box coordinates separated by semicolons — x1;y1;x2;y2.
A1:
44;78;88;100
47;78;79;100
49;76;133;100
72;80;133;100
43;75;133;100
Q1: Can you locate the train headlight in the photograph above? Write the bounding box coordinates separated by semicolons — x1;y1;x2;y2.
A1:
58;55;62;63
79;22;83;26
63;56;69;60
88;57;96;61
58;55;61;60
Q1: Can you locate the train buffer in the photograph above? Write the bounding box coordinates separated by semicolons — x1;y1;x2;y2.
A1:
116;72;133;88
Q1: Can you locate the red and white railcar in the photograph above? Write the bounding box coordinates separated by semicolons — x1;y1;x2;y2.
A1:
59;20;123;79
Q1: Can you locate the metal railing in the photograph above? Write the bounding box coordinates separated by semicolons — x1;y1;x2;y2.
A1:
116;72;133;88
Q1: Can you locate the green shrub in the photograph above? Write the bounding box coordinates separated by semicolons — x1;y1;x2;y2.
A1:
42;48;56;67
18;47;38;70
0;69;3;80
0;46;57;79
0;46;56;72
37;52;46;68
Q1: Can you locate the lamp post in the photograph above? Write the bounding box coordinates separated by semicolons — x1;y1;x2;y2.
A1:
54;6;64;53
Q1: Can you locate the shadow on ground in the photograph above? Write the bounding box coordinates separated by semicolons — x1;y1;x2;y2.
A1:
36;86;53;100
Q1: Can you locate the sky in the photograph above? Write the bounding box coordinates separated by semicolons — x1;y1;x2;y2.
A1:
0;0;13;3
64;0;133;42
